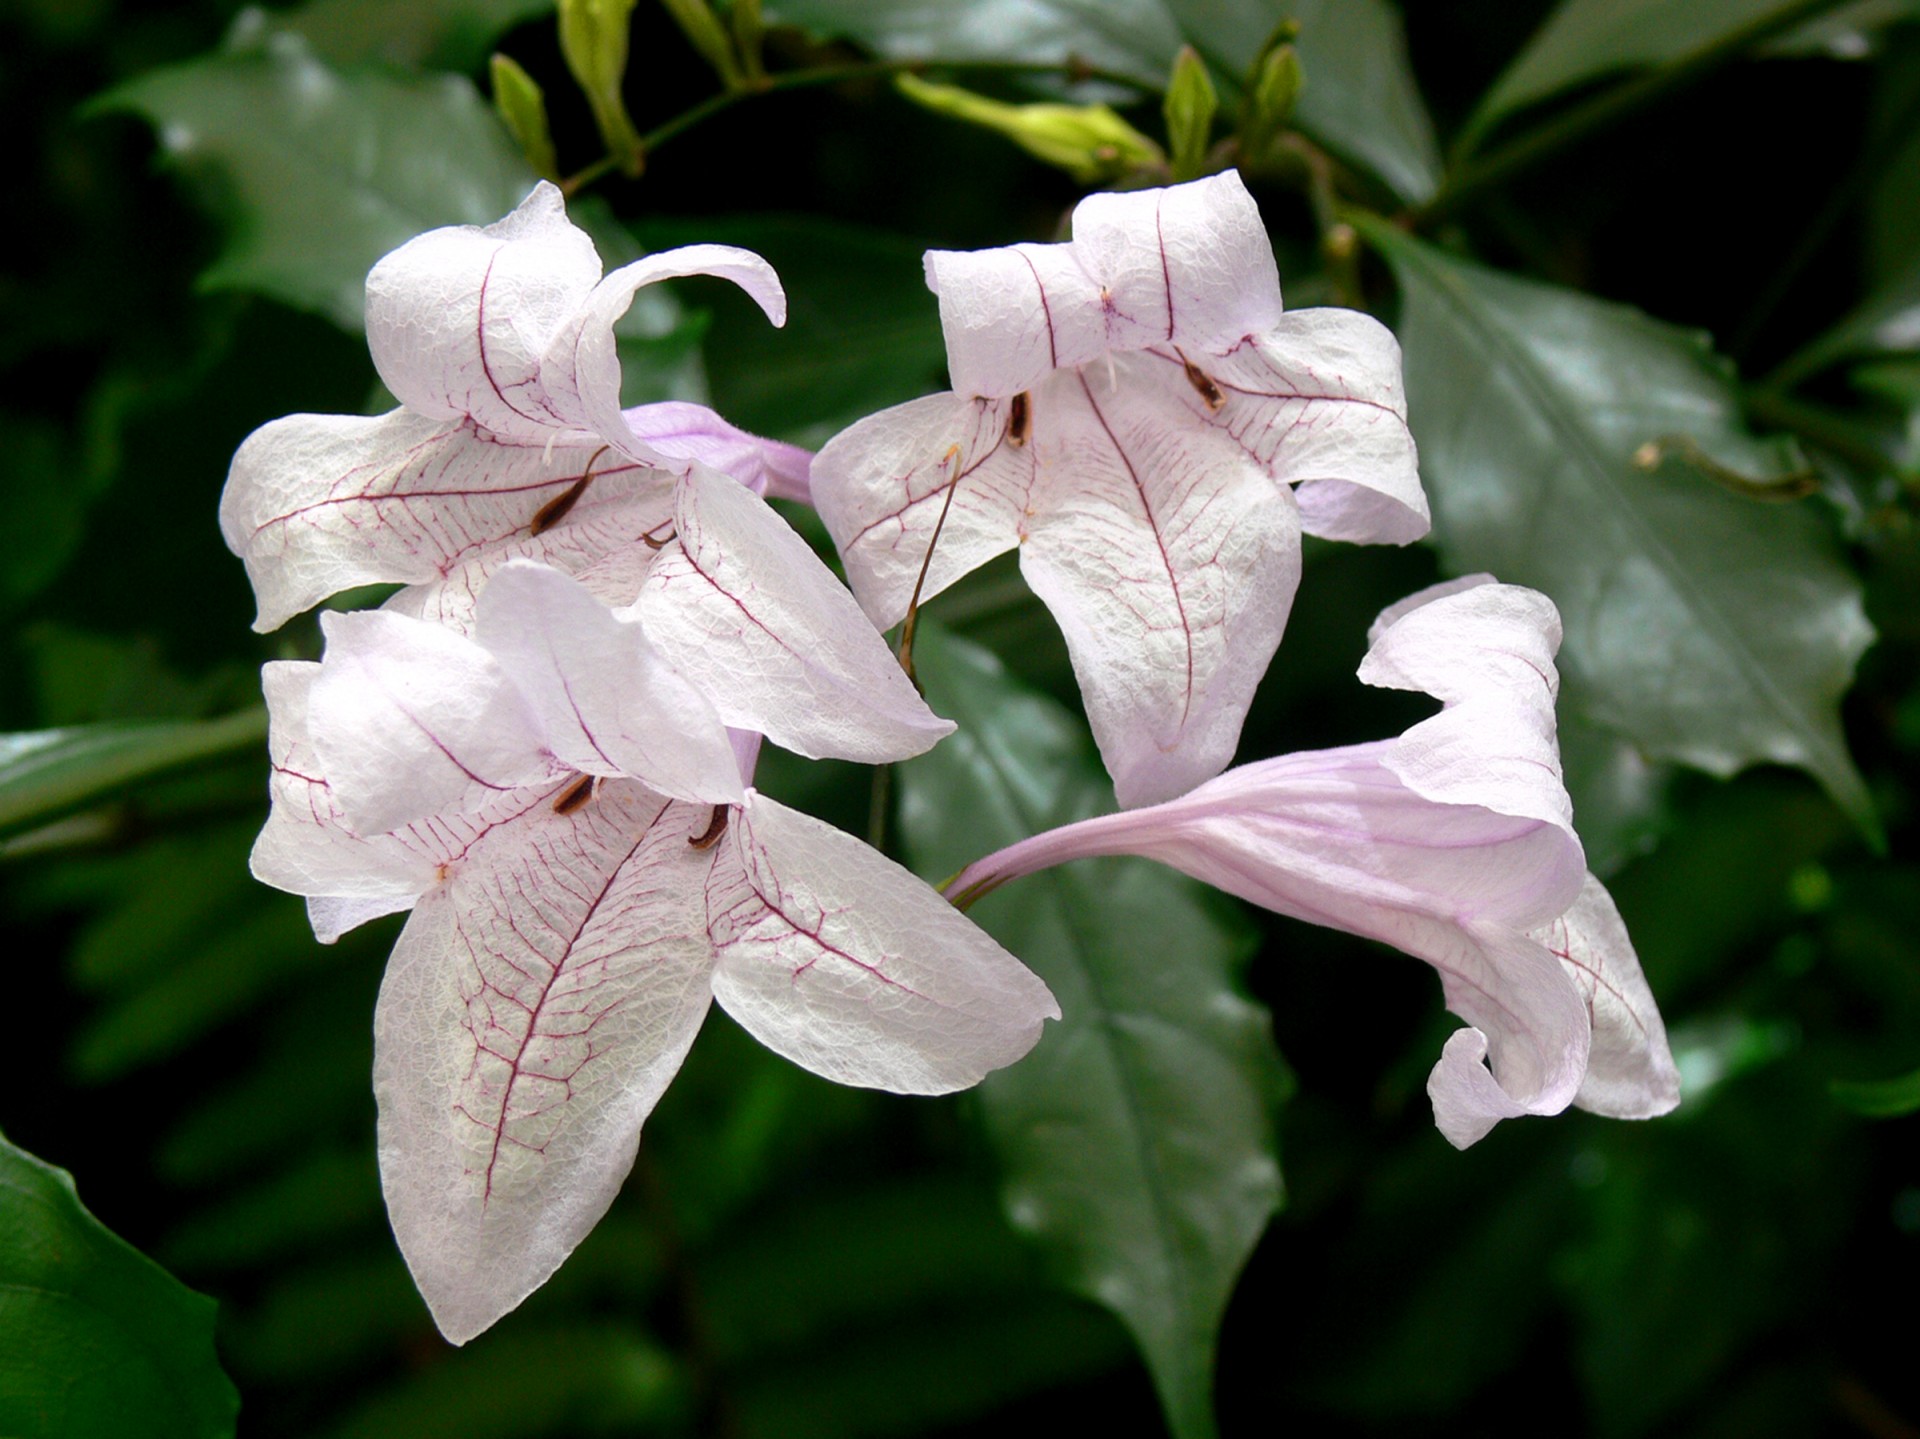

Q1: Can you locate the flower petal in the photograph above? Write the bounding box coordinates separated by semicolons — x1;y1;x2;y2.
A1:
1359;578;1573;833
1021;359;1301;807
252;660;565;941
925;240;1106;399
812;392;1035;628
309;610;559;837
540;245;786;464
252;661;439;918
475;561;743;804
622;400;814;504
639;464;955;763
374;784;717;1343
924;172;1283;398
706;794;1058;1093
366;181;602;441
1540;873;1682;1120
1067;170;1284;356
221;407;674;634
1179;308;1427;545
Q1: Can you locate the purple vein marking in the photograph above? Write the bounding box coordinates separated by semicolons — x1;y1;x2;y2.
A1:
1156;196;1174;340
1017;250;1060;369
479;802;672;1203
1073;372;1195;725
475;248;550;428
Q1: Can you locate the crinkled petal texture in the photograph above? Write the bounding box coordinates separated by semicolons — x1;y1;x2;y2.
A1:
708;795;1059;1091
947;578;1679;1146
223;180;805;635
639;464;956;764
924;170;1284;397
308;610;560;838
813;170;1423;807
252;658;573;942
374;784;720;1345
1539;873;1682;1119
476;561;743;805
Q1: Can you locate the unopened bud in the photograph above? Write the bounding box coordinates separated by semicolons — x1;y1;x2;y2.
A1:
1163;46;1218;182
1241;43;1302;161
730;0;765;85
895;73;1164;184
660;0;747;91
490;53;560;180
558;0;645;173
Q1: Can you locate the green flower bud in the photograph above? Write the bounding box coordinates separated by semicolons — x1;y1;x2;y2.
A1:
895;73;1165;185
1241;42;1302;162
660;0;747;91
730;0;765;85
489;53;560;180
558;0;645;174
1163;46;1218;182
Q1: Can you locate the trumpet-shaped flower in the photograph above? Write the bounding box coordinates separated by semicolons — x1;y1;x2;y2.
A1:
221;181;812;635
946;578;1679;1147
811;170;1428;808
253;557;1053;1343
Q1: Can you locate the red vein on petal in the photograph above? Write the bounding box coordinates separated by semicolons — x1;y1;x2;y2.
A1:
1072;371;1196;725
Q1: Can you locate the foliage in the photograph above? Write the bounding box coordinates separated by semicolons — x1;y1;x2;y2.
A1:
5;0;1919;1435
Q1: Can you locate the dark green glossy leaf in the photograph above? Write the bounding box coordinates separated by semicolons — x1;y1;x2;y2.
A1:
98;31;537;330
629;215;948;445
0;710;266;844
897;624;1285;1439
1356;219;1877;841
763;0;1440;202
0;1132;238;1439
263;0;555;72
1461;0;1904;150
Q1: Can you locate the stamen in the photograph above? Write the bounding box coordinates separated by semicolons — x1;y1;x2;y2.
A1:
897;443;964;688
551;773;598;814
1175;346;1225;412
1007;391;1032;447
640;518;678;550
530;445;610;535
688;805;730;849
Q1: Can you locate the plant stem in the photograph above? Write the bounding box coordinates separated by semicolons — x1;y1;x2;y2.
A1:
559;55;1153;193
1417;0;1860;226
1746;387;1901;474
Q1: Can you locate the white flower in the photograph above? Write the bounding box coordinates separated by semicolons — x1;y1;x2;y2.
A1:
811;170;1427;808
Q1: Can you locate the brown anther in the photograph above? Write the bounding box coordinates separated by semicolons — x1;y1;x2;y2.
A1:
1007;390;1032;447
688;805;730;850
640;519;677;551
530;445;611;536
552;773;598;814
1176;347;1225;412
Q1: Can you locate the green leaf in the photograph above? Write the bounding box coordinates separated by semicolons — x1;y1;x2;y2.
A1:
1354;219;1878;842
0;1132;238;1439
1462;0;1901;150
97;31;538;330
1830;1064;1920;1116
762;0;1440;202
262;0;556;72
897;624;1286;1439
0;710;266;843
